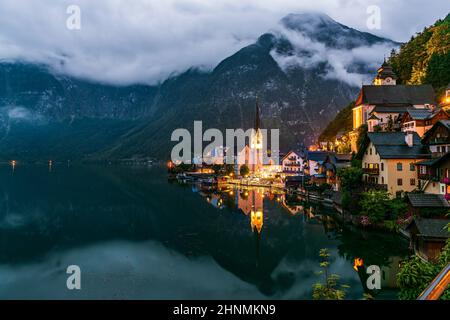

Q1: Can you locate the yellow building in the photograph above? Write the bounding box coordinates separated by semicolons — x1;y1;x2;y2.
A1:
350;61;436;153
359;132;431;197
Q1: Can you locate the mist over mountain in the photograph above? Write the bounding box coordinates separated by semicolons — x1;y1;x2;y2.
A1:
0;13;398;161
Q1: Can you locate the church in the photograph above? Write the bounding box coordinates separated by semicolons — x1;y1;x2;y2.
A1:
236;99;280;177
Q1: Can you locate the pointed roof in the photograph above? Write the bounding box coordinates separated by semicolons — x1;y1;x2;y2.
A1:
375;60;398;80
255;97;261;131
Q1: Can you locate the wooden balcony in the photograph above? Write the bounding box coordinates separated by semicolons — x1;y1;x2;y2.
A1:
363;168;380;175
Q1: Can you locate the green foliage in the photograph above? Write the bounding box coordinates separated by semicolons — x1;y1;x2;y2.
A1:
312;249;349;300
397;256;438;300
240;165;250;177
319;102;355;142
398;236;450;300
338;167;363;191
356;124;368;153
390;13;450;93
388;197;408;220
360;190;390;223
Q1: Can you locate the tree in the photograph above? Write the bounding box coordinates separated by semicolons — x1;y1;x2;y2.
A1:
240;165;250;177
360;190;391;223
312;249;349;300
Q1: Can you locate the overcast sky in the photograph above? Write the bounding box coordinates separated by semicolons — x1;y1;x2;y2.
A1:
0;0;448;85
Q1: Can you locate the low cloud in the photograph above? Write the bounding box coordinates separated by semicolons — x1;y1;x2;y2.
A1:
270;24;397;87
0;0;447;85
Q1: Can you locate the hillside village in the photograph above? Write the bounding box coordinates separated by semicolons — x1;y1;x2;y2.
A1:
170;60;450;264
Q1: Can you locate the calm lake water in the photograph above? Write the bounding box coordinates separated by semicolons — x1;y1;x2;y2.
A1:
0;165;410;300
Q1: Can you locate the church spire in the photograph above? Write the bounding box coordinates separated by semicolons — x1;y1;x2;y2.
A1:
255;97;261;131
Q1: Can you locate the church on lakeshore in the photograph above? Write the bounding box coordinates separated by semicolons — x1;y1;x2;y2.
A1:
236;99;281;177
350;60;441;152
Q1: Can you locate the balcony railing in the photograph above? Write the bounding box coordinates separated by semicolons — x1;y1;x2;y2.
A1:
363;168;380;175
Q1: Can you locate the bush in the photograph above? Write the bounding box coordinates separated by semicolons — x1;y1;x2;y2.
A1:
360;190;390;223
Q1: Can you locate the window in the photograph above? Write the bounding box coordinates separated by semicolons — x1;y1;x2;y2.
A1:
397;179;403;186
397;163;403;171
370;148;372;155
381;163;384;171
382;177;385;184
410;179;416;186
410;163;415;172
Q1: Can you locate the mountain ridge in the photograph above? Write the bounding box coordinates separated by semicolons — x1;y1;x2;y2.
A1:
0;13;398;161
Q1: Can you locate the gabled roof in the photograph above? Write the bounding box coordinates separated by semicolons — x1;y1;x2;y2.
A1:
356;85;436;106
405;108;434;120
407;194;450;208
406;218;449;239
281;150;301;162
422;120;450;144
359;132;430;159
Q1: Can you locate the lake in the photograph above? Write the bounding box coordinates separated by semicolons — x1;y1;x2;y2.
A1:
0;164;410;300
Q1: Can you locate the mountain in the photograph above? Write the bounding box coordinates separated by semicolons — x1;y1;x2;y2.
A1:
0;13;398;161
320;13;450;143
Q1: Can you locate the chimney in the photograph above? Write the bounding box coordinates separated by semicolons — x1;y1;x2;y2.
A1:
405;132;414;147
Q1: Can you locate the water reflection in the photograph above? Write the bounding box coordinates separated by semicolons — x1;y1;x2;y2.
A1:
0;165;410;300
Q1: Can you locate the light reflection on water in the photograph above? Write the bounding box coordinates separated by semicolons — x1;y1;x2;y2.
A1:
0;165;409;299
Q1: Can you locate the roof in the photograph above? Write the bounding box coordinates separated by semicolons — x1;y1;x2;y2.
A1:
356;85;436;106
407;193;450;208
368;113;380;120
372;105;410;114
406;218;449;239
281;150;301;161
307;151;330;162
376;62;398;80
416;153;450;168
364;132;431;159
422;120;450;144
335;154;352;162
405;108;433;120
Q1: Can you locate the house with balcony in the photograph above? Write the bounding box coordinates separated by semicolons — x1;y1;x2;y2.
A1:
422;120;450;157
416;152;450;197
357;132;431;197
281;150;304;174
401;108;449;137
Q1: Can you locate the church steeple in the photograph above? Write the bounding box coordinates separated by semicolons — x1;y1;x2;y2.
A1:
373;60;397;86
255;97;261;131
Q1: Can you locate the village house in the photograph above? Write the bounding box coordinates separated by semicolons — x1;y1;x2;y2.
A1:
401;108;449;137
281;150;304;174
416;153;450;197
406;193;450;218
350;61;436;152
304;151;329;178
320;154;352;190
406;218;449;262
421;120;450;157
358;132;431;197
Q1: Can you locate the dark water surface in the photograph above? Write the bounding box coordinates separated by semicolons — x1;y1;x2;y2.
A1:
0;165;410;300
